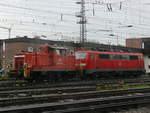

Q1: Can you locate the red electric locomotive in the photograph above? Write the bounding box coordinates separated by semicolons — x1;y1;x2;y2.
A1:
75;51;145;78
10;45;145;81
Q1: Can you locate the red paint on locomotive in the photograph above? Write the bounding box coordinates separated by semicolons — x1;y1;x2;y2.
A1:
75;51;145;75
11;45;145;80
13;45;76;79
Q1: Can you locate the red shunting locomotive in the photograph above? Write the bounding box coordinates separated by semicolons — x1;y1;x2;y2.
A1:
11;45;145;81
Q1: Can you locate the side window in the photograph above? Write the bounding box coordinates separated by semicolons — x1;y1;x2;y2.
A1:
111;55;129;60
56;49;66;56
99;54;110;59
56;50;60;55
48;47;54;54
69;50;74;56
129;55;138;60
67;50;74;56
60;50;66;56
111;55;121;60
121;55;129;60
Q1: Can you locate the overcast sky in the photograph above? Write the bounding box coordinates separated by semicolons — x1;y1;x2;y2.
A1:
0;0;150;45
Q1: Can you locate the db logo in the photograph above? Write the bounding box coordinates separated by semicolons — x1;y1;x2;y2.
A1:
57;58;63;64
118;62;122;66
58;58;62;62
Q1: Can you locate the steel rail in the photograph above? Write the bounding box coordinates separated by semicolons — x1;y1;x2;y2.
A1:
1;92;150;113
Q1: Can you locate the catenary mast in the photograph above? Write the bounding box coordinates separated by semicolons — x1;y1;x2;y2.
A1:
76;0;87;43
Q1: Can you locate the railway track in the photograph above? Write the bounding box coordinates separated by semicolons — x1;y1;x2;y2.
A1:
0;77;149;95
0;77;18;81
0;87;150;107
42;93;150;113
0;86;96;97
0;76;150;91
0;88;150;113
0;76;149;112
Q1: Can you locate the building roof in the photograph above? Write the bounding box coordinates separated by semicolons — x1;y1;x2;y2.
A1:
126;37;150;42
0;36;76;47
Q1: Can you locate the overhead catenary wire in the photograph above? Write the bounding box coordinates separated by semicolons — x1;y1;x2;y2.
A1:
0;0;149;45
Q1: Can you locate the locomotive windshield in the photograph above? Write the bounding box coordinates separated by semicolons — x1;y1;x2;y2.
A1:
75;53;87;59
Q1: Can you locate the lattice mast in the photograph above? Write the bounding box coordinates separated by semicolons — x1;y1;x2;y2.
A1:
76;0;87;43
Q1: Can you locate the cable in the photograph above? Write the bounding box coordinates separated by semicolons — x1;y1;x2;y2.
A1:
0;2;75;16
0;0;149;45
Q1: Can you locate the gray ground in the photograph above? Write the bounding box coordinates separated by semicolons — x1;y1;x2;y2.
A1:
111;107;150;113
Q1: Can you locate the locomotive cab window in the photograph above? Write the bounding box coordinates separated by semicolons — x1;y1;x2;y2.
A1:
56;49;66;56
48;47;54;53
129;55;138;60
75;53;87;59
99;54;110;59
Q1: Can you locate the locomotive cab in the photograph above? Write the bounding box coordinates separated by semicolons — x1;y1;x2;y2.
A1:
75;52;87;73
9;54;25;78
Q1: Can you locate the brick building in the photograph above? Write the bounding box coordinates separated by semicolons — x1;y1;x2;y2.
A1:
126;37;150;74
0;40;2;68
126;37;150;49
126;38;143;48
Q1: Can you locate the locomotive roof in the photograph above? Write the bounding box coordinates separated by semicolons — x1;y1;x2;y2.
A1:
50;46;70;50
76;50;143;55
